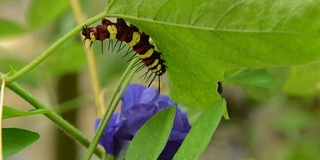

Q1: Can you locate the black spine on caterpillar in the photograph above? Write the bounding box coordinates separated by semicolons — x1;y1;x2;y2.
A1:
82;18;167;89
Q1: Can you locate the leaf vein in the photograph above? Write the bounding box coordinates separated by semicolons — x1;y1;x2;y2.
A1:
214;0;248;29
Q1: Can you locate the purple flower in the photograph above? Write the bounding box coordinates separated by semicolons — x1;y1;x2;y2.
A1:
95;84;191;159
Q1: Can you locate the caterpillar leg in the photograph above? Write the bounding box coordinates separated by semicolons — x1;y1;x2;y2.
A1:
148;74;157;87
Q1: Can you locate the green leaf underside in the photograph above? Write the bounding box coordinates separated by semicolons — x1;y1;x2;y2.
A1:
173;100;226;159
228;69;277;88
3;128;40;158
239;67;290;100
106;0;320;108
3;106;51;119
126;107;176;160
284;61;320;96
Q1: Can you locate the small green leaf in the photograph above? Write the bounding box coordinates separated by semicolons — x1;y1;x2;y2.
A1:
227;69;277;88
240;67;290;100
126;107;176;160
3;128;40;158
27;0;69;28
173;100;226;159
0;19;25;38
3;106;50;119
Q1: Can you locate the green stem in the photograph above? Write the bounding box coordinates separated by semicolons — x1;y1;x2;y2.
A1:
5;79;104;158
84;57;139;160
0;76;6;160
5;12;107;84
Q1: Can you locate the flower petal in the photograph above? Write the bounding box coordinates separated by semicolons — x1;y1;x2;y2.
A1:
116;104;158;137
121;84;146;111
95;114;119;155
96;84;192;159
139;87;159;103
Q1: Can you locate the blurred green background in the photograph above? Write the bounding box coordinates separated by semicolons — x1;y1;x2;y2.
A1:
1;0;319;160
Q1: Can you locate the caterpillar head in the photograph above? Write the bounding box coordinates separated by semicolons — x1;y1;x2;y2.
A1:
82;25;90;39
82;25;97;42
81;25;96;50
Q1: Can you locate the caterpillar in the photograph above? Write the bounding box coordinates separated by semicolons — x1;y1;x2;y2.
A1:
81;18;166;90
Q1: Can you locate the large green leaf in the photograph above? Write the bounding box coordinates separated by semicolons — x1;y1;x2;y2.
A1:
106;0;320;108
3;128;40;158
126;107;176;160
173;100;225;159
3;105;50;119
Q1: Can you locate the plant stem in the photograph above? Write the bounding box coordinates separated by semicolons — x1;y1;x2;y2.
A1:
5;80;104;158
84;57;139;160
5;12;107;84
0;76;5;160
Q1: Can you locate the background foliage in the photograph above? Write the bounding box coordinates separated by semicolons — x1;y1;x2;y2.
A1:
0;0;319;159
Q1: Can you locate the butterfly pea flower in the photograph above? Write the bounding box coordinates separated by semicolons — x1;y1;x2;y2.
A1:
95;84;191;159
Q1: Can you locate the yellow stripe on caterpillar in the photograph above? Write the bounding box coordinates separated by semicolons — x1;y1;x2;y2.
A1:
107;25;117;40
138;48;154;59
151;64;162;73
148;59;159;69
90;32;96;41
127;32;140;46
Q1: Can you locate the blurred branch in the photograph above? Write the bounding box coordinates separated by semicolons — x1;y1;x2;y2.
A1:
70;0;104;117
70;0;86;24
55;73;79;160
